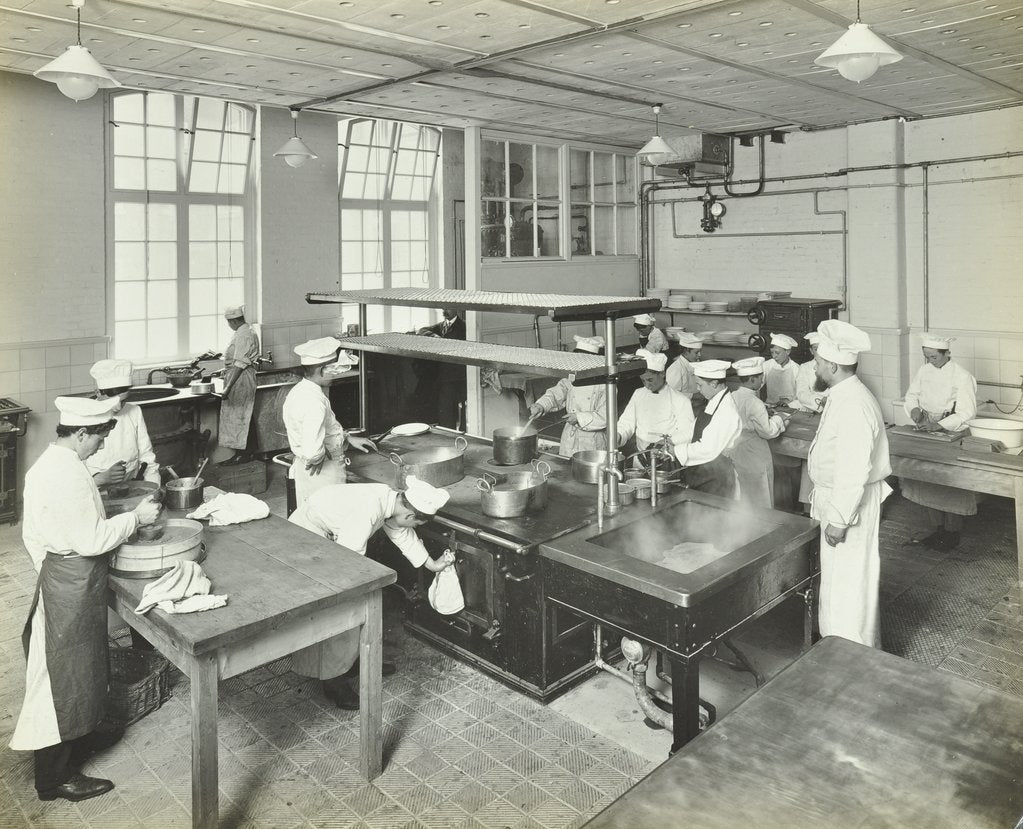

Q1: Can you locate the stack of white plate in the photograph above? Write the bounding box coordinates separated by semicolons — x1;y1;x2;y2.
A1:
647;288;670;303
696;330;717;340
669;292;692;307
714;330;746;343
689;301;707;311
706;301;729;313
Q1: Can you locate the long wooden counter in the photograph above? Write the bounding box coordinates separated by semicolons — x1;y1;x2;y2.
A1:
772;411;1023;602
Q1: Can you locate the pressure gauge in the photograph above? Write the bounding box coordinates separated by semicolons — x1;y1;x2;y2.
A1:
709;199;726;218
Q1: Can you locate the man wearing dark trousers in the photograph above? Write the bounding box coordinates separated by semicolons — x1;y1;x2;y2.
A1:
416;308;467;428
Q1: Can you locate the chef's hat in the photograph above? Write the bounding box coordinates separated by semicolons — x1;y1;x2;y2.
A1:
632;314;657;326
770;333;798;350
90;359;133;390
572;335;604;354
223;305;245;320
804;332;821;345
692;359;731;380
294;337;341;366
816;320;871;366
55;395;120;426
677;332;704;348
636;348;667;373
732;356;765;377
921;333;954;350
403;476;450;515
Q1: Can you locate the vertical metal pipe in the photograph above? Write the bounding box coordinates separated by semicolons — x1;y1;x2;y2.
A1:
533;315;542;348
922;165;930;331
604;316;620;508
358;304;368;429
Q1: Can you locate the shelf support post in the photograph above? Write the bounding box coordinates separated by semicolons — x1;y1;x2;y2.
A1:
603;315;621;512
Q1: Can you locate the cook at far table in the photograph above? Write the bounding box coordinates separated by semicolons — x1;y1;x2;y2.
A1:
218;304;260;466
902;333;979;552
10;396;161;805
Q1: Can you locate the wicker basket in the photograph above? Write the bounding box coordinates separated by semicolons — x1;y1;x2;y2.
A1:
106;647;172;726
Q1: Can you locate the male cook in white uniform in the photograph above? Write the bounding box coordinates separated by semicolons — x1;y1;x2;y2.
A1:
762;332;801;407
617;349;694;465
666;333;703;399
808;319;891;648
11;397;161;803
632;314;667;354
289;476;455;708
528;335;607;457
283;337;375;506
84;359;161;486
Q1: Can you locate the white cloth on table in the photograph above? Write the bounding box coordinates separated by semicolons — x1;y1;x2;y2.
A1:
84;402;161;484
726;386;786;508
532;377;607;457
808;375;891;648
429;566;465;615
187;493;269;525
666;355;699;398
618;385;694;456
134;561;226;615
763;358;800;406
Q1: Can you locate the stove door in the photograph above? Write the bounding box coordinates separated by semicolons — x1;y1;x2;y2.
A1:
418;527;502;634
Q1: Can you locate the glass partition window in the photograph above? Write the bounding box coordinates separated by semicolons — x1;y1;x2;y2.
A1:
569;150;637;256
108;91;254;362
481;139;561;258
339;119;441;333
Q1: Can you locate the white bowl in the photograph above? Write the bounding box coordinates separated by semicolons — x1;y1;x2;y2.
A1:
967;418;1023;448
688;302;707;311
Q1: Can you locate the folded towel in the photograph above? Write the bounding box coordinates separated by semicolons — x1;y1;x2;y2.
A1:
187;492;269;526
428;564;464;615
135;560;226;615
156;594;228;614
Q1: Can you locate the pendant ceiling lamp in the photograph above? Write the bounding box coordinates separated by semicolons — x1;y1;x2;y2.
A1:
34;0;120;102
637;104;674;166
814;0;903;83
274;108;318;168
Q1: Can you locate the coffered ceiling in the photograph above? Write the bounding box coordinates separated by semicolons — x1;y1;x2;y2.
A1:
2;0;1022;147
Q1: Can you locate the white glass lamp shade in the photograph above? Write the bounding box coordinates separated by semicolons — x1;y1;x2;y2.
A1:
815;22;903;82
637;134;674;167
274;136;317;168
34;44;120;101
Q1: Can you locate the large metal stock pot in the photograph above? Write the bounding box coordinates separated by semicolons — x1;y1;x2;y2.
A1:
492;426;538;466
476;460;551;518
390;436;468;488
571;450;624;484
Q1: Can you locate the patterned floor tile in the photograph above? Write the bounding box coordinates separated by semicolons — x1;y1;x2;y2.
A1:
415;800;471;829
472;796;527;829
341;785;392;818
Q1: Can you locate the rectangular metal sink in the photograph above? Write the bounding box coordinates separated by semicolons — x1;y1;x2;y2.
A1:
256;370;299;388
125;387;181;403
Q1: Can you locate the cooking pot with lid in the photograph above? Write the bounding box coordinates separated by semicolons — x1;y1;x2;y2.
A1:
390;436;468;488
476;460;551;518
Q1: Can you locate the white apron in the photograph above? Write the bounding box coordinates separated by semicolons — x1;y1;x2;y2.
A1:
730;433;774;509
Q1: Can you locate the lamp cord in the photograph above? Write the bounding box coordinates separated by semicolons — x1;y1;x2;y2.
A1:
76;5;82;46
855;0;861;22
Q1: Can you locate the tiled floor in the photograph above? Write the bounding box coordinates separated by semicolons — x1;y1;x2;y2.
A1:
0;468;1019;829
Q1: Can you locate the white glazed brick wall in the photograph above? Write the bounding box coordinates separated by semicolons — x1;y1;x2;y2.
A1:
0;339;109;415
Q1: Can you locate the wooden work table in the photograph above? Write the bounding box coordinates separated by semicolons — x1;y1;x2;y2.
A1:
107;507;395;829
773;411;1023;602
583;636;1023;829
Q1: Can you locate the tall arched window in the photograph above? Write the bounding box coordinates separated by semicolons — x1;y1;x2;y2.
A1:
338;119;441;333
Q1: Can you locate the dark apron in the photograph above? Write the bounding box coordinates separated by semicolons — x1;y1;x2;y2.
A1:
23;552;109;742
682;394;737;498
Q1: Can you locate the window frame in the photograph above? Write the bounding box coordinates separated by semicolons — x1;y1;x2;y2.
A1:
569;148;639;258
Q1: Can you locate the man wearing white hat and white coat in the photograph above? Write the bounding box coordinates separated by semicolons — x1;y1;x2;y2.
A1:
617;349;694;464
219;305;261;465
901;333;978;551
12;397;161;803
728;357;789;508
672;360;742;497
791;332;828;413
808;319;891;648
666;333;703;399
289;476;455;709
632;314;667;354
84;359;161;486
528;335;608;457
283;337;376;505
762;333;801;407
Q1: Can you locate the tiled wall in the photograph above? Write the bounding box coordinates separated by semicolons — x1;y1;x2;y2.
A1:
0;338;109;415
258;317;345;365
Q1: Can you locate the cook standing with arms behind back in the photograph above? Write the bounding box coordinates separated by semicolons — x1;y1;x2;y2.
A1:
528;335;607;457
11;397;161;804
218;305;260;466
283;337;376;506
902;333;978;551
84;359;161;486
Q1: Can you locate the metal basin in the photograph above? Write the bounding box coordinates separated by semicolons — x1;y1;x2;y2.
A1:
124;387;179;403
476;460;551;518
391;436;468;488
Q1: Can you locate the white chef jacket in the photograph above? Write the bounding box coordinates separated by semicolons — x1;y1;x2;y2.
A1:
84;402;161;484
642;327;668;354
903;360;977;431
674;388;742;467
792;360;828;412
283;378;347;463
617;385;694;451
726;386;785;508
533;378;607;457
289;483;429;568
666;355;699;398
13;444;139;751
763;358;801;406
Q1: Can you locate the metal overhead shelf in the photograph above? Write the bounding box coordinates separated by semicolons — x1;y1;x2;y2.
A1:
306;288;660;321
339;334;645;383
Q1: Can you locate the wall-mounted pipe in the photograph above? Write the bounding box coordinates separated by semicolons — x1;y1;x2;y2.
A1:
922;164;930;332
723;134;765;198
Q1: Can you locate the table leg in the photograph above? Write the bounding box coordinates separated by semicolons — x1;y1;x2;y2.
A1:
359;591;383;780
1015;477;1023;609
190;653;219;829
668;657;701;755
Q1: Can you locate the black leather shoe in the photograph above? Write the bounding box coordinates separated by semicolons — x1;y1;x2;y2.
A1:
342;659;396;679
218;454;243;466
906;530;946;550
38;773;114;802
322;679;360;711
70;726;124;767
